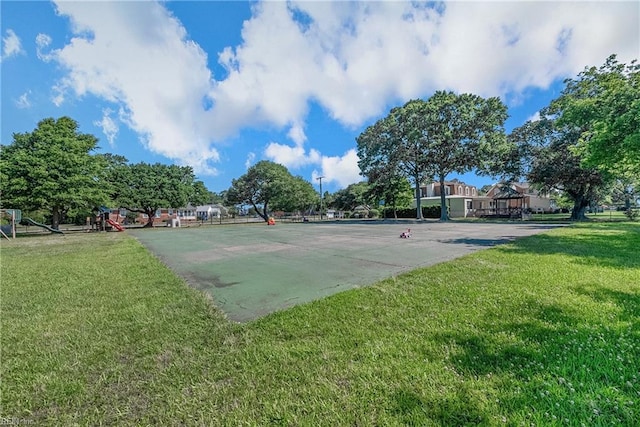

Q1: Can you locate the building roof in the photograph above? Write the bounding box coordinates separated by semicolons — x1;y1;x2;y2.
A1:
492;185;525;199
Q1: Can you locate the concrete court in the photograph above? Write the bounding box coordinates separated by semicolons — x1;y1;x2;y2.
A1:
129;221;562;322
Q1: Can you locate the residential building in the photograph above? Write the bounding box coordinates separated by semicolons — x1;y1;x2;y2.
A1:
414;179;478;218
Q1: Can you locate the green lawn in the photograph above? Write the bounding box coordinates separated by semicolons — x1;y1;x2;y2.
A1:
2;223;638;425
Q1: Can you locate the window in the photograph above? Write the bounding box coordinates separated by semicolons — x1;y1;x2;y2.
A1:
465;187;470;196
155;209;161;218
168;209;173;215
458;185;463;195
120;209;127;217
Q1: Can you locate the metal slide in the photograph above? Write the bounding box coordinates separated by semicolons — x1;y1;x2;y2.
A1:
24;218;64;234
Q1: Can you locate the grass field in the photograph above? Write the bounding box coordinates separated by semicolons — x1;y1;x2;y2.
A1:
2;222;639;425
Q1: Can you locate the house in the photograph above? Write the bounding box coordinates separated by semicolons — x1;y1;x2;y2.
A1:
414;179;479;218
326;209;346;219
196;204;228;220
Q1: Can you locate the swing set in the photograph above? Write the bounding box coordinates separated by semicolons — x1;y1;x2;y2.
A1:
0;209;20;240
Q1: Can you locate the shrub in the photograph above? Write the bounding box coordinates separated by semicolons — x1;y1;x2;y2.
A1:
384;206;444;219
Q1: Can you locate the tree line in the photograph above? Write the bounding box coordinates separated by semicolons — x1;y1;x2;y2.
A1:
0;117;211;228
357;55;639;220
1;55;638;228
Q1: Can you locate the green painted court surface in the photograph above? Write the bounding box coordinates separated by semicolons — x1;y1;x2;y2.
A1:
130;221;562;322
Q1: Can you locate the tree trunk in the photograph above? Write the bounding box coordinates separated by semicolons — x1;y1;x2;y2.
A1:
52;206;61;230
144;208;155;227
415;177;423;220
252;201;269;222
570;196;590;221
439;175;449;221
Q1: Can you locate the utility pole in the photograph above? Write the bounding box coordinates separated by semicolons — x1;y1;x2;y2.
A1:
316;176;324;220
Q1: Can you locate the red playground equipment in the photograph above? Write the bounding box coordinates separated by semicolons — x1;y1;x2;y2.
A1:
106;219;124;232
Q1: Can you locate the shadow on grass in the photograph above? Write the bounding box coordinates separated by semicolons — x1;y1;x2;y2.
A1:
438;237;518;246
424;283;639;424
495;223;640;269
391;388;485;425
572;284;640;327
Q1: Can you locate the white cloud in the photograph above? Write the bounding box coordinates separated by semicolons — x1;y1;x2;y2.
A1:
527;111;541;123
35;33;53;61
15;92;31;109
245;152;256;169
46;1;220;175
314;149;362;189
210;0;638;180
93;109;119;147
265;140;321;169
2;29;24;60
41;0;638;184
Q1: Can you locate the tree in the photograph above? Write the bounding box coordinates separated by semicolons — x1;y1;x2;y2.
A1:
115;162;202;227
357;92;509;221
271;175;317;214
331;182;372;212
411;93;510;221
551;55;640;176
509;116;608;220
0;117;108;229
365;169;413;218
225;161;305;222
100;153;129;202
357;106;433;219
608;176;640;210
191;180;213;206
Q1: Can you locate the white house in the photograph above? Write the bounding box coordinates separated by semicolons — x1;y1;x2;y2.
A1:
196;204;228;220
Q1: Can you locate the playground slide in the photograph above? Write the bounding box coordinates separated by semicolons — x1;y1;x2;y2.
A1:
106;219;125;232
24;217;64;234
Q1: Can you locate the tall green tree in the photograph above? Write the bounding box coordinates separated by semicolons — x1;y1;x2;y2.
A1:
509;116;608;220
357;106;433;219
410;93;509;221
0;117;107;229
551;55;640;176
357;92;509;221
331;182;372;212
100;153;129;202
365;168;413;219
608;176;640;210
115;162;202;227
226;161;306;222
271;175;317;214
191;180;213;206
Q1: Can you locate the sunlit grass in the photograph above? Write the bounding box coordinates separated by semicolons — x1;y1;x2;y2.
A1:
1;223;638;425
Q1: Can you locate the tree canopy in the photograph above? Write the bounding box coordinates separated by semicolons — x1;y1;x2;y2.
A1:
331;182;372;212
357;103;433;219
0;117;108;229
550;55;640;176
357;91;509;220
509;116;608;220
364;170;413;219
114;162;203;227
225;161;316;222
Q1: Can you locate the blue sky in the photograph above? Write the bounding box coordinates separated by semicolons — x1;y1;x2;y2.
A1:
2;1;638;194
